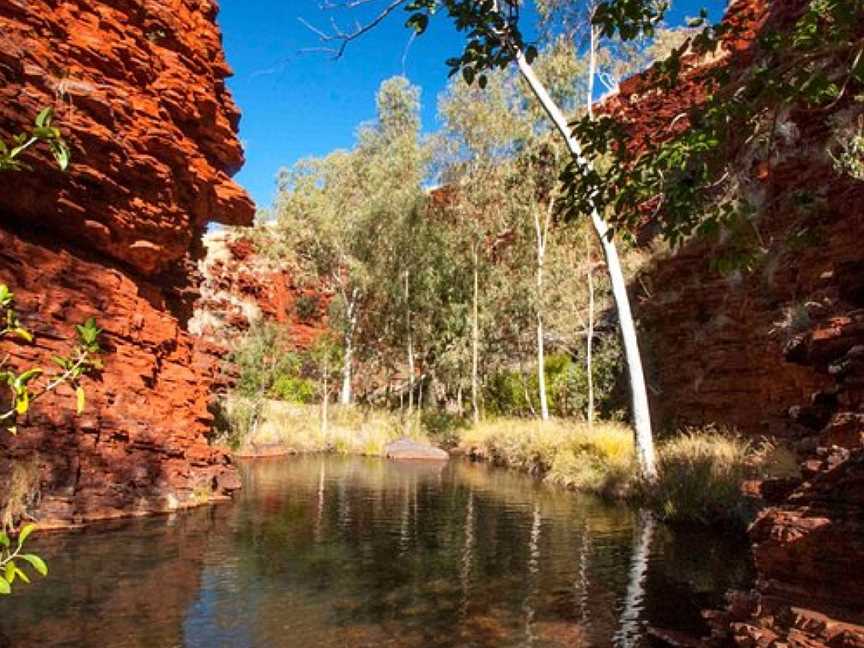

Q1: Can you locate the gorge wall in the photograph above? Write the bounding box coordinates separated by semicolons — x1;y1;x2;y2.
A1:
191;228;330;351
0;0;254;526
610;0;864;644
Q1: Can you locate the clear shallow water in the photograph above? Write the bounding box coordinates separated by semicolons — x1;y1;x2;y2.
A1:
0;456;753;647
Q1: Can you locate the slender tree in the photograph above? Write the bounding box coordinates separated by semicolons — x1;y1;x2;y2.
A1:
305;0;658;477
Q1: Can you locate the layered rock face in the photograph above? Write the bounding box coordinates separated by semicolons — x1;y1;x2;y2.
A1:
606;0;864;643
191;229;330;350
0;0;254;525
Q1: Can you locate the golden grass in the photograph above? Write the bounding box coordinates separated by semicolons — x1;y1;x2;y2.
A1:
227;398;429;457
643;427;770;525
459;418;636;497
222;401;771;527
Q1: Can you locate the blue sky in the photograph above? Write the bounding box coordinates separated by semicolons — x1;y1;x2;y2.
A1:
218;0;727;210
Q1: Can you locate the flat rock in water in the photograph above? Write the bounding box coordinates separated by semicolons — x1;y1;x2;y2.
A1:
384;438;449;461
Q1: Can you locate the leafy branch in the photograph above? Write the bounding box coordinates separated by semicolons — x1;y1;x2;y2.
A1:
0;107;70;172
0;286;102;432
0;524;47;594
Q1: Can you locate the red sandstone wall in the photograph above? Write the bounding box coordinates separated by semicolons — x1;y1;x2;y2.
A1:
609;0;864;643
0;0;254;525
192;229;331;350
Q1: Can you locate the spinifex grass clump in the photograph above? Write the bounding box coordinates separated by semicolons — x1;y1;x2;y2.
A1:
460;419;770;526
459;418;636;496
642;428;771;526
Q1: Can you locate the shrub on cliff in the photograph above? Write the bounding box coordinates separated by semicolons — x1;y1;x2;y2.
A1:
0;285;102;592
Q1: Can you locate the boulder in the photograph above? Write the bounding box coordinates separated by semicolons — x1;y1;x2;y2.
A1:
384;438;449;461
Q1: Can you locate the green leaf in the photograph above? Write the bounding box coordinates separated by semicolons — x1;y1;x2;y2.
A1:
4;561;14;584
0;576;10;595
76;386;85;415
15;391;29;415
19;554;47;577
0;533;9;548
13;566;29;584
17;523;35;547
12;327;32;343
35;107;53;129
16;368;42;386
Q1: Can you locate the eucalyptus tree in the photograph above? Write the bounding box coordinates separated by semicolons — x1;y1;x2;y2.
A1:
306;0;659;477
276;77;426;405
435;68;530;422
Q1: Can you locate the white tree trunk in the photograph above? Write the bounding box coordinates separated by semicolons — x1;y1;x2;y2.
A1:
586;239;595;427
322;372;329;433
471;245;480;425
340;291;358;406
515;50;657;478
586;21;598;429
406;271;415;414
534;203;552;422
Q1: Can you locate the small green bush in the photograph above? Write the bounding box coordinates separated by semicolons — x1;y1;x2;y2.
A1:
421;410;468;448
294;294;320;322
270;375;316;403
483;341;623;420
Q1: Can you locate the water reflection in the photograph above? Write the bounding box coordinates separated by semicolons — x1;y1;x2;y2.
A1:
0;456;753;647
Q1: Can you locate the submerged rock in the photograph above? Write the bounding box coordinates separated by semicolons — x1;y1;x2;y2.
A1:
384;438;449;461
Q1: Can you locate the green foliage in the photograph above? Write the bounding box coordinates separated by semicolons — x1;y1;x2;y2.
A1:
0;108;70;172
0;524;48;595
484;343;623;420
420;410;468;448
0;286;102;430
565;0;864;255
829;113;864;181
229;324;303;399
404;0;536;90
270;375;316;403
294;294;320;322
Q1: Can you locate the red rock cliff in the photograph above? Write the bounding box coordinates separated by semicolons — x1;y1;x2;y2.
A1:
606;0;864;644
0;0;254;526
191;228;331;350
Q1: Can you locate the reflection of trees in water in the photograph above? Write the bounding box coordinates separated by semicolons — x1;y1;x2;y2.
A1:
459;490;474;620
614;510;656;648
2;457;754;647
522;501;542;646
574;518;592;630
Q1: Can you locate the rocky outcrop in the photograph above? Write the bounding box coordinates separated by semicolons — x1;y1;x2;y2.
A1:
0;0;253;525
705;311;864;647
191;228;330;350
0;0;253;275
601;0;864;644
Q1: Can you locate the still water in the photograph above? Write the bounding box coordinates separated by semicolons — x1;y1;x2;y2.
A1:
0;456;753;647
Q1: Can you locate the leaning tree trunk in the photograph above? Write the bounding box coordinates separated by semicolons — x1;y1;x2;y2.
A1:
515;50;657;478
586;23;597;429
